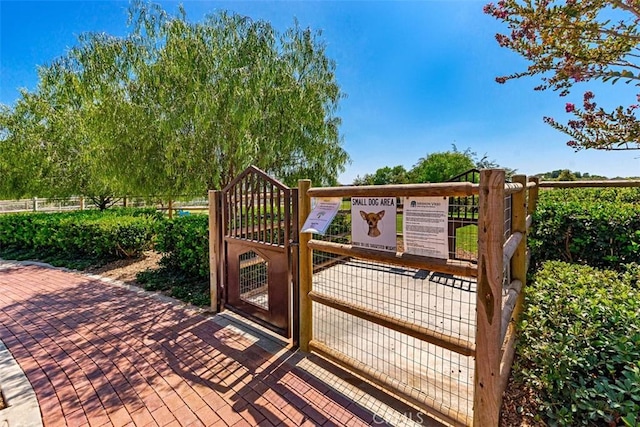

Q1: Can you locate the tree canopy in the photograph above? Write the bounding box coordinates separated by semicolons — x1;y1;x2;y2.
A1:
352;146;515;185
409;150;476;183
352;165;409;186
485;0;640;151
0;1;348;200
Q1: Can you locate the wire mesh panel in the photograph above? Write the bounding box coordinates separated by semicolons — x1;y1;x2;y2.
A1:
447;169;480;263
309;191;479;424
238;250;269;310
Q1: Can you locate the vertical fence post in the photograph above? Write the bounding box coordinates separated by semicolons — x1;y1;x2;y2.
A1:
510;175;528;324
123;196;128;208
291;188;300;348
209;190;222;313
32;197;38;212
79;197;85;211
474;169;505;427
168;199;173;219
527;176;540;216
298;180;312;352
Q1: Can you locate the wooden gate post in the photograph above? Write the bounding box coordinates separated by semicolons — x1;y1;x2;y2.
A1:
510;175;528;326
298;180;312;352
209;190;222;312
527;176;540;216
474;169;505;427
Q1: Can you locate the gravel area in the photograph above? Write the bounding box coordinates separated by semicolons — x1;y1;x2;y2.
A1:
85;251;162;283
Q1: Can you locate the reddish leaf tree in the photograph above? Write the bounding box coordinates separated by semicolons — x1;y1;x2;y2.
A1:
485;0;640;150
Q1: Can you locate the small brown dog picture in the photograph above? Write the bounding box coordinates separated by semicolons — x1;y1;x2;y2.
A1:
360;210;385;237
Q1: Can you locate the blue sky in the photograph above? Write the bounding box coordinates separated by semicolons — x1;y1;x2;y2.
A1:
1;1;638;183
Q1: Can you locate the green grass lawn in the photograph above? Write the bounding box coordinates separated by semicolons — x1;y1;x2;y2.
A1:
455;224;478;253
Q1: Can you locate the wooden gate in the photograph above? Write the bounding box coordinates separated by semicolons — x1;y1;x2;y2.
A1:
218;166;298;339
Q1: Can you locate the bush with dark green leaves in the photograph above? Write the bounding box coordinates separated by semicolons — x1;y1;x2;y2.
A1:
516;261;640;426
530;188;640;269
138;215;210;306
0;208;161;266
154;215;209;280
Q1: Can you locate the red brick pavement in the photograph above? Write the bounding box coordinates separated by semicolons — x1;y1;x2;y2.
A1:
0;265;384;427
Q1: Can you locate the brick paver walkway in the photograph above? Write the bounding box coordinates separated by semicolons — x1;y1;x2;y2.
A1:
0;264;390;427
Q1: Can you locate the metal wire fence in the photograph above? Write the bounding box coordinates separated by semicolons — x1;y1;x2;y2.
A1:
308;192;480;424
238;251;269;310
0;195;208;214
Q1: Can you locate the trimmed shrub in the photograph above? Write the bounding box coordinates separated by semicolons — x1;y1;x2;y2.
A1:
154;215;209;280
516;261;640;426
0;208;160;262
530;188;640;269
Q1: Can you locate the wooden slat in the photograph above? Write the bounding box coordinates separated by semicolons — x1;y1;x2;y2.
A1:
500;279;523;343
309;291;476;357
499;321;518;397
309;340;472;427
284;188;291;247
503;182;524;195
276;187;282;246
243;179;249;240
307;182;479;198
307;240;478;278
256;174;262;243
502;232;523;268
270;182;275;245
262;179;267;243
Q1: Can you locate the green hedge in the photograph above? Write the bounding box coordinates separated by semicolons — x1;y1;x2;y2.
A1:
0;208;161;262
516;261;640;426
155;215;209;280
537;187;640;205
530;188;640;269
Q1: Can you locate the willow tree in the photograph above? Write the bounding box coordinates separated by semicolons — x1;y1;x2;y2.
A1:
0;1;348;201
485;0;640;151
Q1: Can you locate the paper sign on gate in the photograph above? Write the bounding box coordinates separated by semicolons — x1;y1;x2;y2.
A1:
301;197;342;235
351;197;397;252
403;196;449;259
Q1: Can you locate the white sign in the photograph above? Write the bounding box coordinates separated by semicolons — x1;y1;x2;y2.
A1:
301;197;342;235
351;197;397;252
403;196;449;259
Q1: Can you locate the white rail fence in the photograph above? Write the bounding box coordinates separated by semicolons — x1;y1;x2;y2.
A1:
0;196;209;215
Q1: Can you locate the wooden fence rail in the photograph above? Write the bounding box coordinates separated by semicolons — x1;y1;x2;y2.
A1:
298;170;536;427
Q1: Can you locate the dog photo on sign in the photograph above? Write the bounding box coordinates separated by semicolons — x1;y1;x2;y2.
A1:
359;210;385;237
